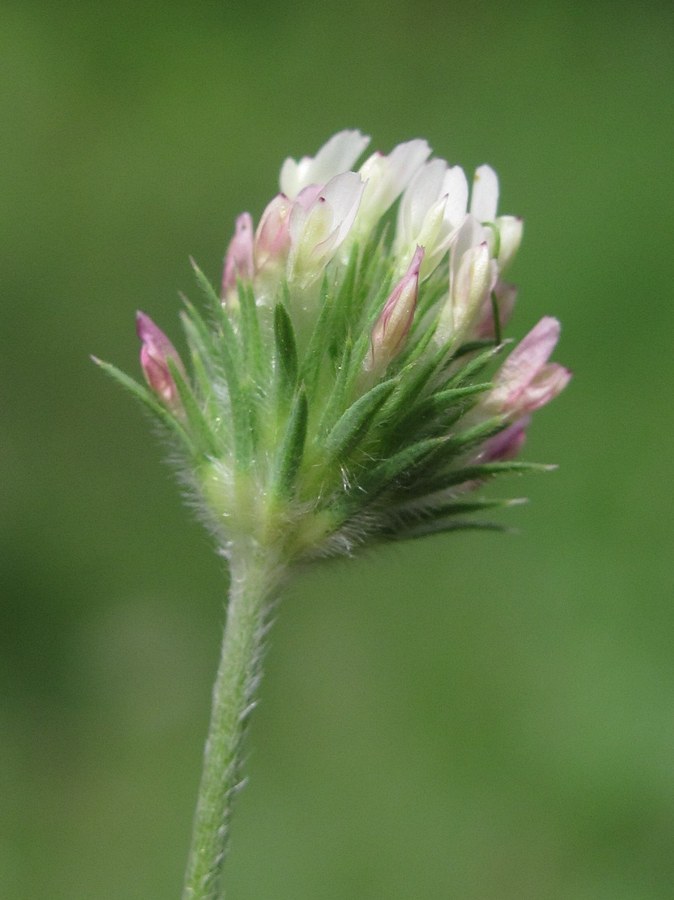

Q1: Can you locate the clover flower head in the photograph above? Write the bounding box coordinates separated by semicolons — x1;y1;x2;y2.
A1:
101;131;570;561
95;132;574;900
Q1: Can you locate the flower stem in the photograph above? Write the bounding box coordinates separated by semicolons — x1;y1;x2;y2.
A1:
182;541;283;900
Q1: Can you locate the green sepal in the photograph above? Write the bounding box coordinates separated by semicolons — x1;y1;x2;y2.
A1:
386;382;491;446
342;231;390;331
354;434;448;506
189;257;223;318
179;304;222;393
328;243;359;351
272;387;308;498
451;338;498;360
444;415;508;453
446;460;557;482
189;260;245;375
398;496;527;518
375;343;448;451
182;280;242;375
273;301;298;399
397;317;438;369
323;377;398;465
92;357;195;454
437;340;509;393
299;277;335;399
394;416;507;490
166;359;220;458
343;275;394;395
382;496;525;538
237;281;265;386
182;296;254;469
403;460;556;500
382;518;507;542
314;336;353;440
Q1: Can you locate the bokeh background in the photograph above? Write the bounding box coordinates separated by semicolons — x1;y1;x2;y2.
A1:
2;1;673;897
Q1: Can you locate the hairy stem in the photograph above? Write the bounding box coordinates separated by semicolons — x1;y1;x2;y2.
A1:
182;541;284;900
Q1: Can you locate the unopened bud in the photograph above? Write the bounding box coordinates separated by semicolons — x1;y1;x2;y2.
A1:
136;311;185;412
365;245;424;375
254;193;292;274
222;212;254;299
480;416;530;462
486;317;572;417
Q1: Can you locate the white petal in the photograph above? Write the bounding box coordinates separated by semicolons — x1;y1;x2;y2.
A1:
396;158;448;248
441;166;469;230
470;164;499;222
450;214;486;284
357;139;431;230
495;215;523;270
279;130;370;198
288;172;365;282
452;243;495;333
319;171;365;246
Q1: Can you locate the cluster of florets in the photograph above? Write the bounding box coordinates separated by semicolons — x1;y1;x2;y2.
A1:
105;131;570;560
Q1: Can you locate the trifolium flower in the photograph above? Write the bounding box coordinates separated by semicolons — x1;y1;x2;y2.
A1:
97;130;570;562
95;131;572;899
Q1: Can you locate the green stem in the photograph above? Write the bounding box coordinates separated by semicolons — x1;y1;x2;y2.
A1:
182;541;284;900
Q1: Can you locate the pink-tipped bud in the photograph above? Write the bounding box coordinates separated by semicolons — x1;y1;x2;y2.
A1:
136;311;185;412
481;416;530;462
365;246;424;374
254;193;292;274
486;316;571;417
222;212;255;298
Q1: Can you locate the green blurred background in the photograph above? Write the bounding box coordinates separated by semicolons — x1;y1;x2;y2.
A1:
2;1;673;897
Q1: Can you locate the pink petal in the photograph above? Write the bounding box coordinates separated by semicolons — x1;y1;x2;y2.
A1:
136;311;185;409
366;246;424;372
222;212;254;296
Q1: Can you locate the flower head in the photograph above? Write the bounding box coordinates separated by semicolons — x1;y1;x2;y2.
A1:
102;131;570;559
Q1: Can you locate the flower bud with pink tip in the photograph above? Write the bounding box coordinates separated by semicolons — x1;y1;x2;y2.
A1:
480;416;531;462
136;311;186;413
365;246;424;376
485;316;571;418
221;213;255;299
254;193;293;274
